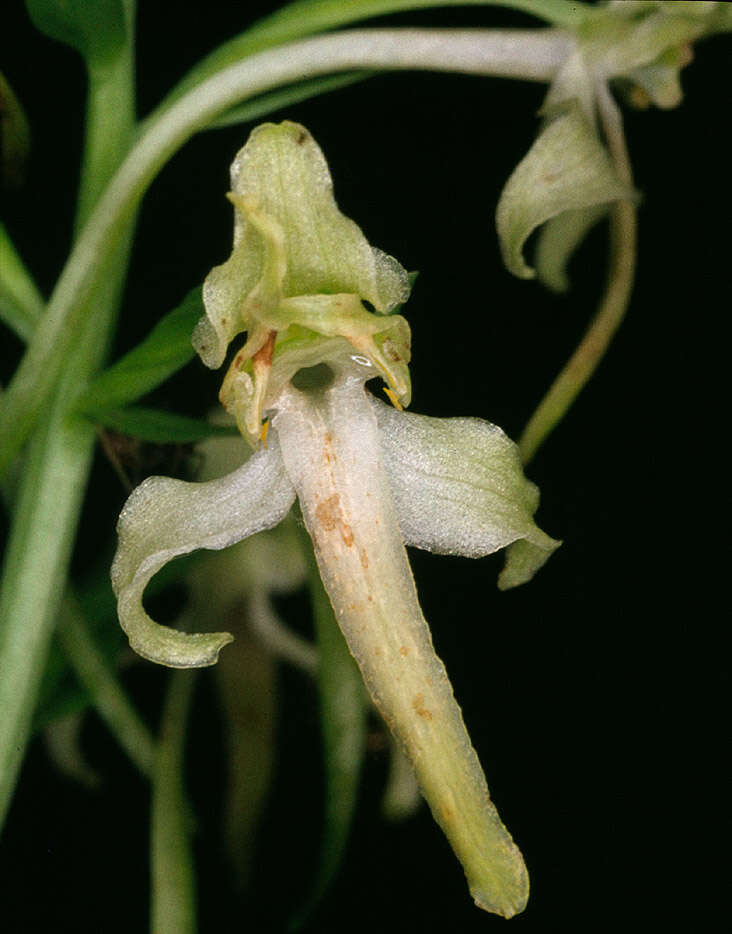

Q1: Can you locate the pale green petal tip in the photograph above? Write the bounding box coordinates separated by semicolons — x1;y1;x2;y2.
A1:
470;858;529;919
499;529;561;591
496;108;633;281
128;625;234;670
112;559;235;668
466;812;529;918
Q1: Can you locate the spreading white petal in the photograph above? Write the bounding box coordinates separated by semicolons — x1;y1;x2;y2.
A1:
111;434;295;667
372;397;559;585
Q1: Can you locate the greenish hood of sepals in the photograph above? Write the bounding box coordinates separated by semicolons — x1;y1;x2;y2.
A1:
191;120;412;446
195;121;409;368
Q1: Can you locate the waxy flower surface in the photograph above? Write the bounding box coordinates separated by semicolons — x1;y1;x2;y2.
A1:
112;121;558;917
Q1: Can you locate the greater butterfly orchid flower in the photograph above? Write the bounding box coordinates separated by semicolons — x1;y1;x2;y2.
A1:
112;122;559;918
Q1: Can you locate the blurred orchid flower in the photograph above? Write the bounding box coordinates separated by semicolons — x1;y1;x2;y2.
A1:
495;0;732;290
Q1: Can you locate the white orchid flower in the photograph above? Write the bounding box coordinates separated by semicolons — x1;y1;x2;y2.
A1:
112;121;559;918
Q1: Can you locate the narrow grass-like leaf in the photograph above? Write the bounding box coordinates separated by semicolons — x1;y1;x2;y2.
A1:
87;407;238;443
58;593;156;778
33;567;122;732
0;398;101;825
0;222;44;342
0;2;134;828
76;287;203;415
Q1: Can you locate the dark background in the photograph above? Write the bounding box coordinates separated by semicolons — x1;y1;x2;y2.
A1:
1;2;728;931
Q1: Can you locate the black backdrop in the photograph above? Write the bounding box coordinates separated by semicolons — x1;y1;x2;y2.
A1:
1;2;728;932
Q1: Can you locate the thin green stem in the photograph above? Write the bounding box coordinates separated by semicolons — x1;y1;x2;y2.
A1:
58;594;156;778
0;21;136;824
151;671;197;934
0;26;571;474
0;366;100;823
76;55;140;232
518;81;636;464
0;222;44;341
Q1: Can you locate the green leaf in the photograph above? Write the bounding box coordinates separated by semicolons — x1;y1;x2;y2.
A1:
75;287;203;415
25;0;127;67
496;107;633;280
58;595;156;777
0;222;44;342
87;407;239;443
34;574;120;731
0;0;134;829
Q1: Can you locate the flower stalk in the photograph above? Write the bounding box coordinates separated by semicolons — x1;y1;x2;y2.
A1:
518;81;636;464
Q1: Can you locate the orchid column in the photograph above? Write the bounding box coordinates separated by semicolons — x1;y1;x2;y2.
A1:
112;121;558;917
